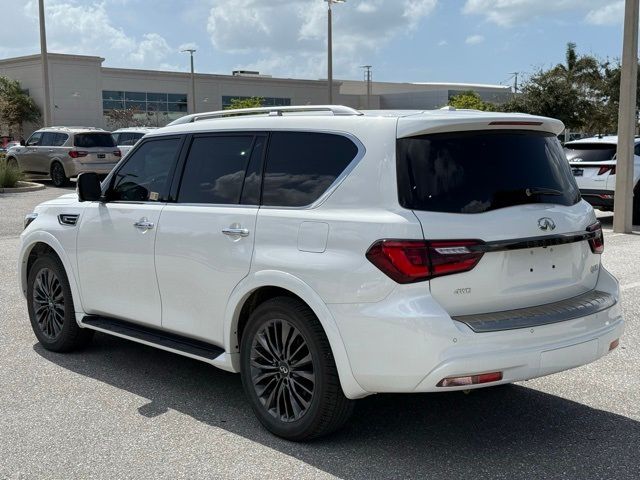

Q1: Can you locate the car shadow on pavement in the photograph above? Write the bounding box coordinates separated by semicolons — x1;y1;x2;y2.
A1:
34;334;640;480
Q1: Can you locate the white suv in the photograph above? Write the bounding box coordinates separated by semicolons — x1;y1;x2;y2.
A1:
565;135;640;223
111;127;158;158
19;106;624;440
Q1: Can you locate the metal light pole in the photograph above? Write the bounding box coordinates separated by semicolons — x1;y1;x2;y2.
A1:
181;49;197;114
38;0;52;126
613;0;639;233
326;0;345;104
361;65;372;109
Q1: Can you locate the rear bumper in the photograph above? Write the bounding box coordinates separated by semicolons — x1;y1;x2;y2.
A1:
580;189;615;209
329;267;623;396
64;160;118;177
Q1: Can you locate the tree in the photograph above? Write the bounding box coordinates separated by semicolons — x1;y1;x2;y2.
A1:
224;97;264;110
104;107;147;129
448;91;495;111
0;76;41;137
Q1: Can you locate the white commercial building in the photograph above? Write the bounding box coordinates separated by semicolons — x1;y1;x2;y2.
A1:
0;53;512;135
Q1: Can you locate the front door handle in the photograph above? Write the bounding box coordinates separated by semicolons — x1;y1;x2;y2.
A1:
134;218;155;230
222;227;249;237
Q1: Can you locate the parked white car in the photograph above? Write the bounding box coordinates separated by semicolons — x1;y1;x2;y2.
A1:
19;106;623;440
111;127;157;157
565;135;640;223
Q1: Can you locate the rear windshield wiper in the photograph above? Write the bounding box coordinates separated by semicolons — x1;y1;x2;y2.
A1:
525;187;563;197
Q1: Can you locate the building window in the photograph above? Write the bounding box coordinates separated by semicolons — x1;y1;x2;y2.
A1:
102;90;188;114
221;96;291;109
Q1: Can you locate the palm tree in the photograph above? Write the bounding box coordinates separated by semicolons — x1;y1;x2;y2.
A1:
0;76;41;138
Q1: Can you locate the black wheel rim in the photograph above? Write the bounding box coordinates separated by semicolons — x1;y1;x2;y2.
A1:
32;268;65;340
51;164;64;185
250;319;315;423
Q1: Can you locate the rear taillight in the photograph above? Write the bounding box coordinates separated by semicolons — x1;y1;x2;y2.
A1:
597;166;616;175
587;221;604;254
69;150;88;158
114;149;122;157
366;239;485;284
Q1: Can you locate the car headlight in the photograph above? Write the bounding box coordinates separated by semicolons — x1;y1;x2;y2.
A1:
24;213;38;230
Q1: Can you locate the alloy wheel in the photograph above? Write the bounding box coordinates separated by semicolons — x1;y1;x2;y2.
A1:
32;268;65;340
250;318;316;423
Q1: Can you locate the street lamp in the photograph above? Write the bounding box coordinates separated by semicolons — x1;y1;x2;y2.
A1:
326;0;345;104
181;49;197;114
38;0;52;126
360;65;372;109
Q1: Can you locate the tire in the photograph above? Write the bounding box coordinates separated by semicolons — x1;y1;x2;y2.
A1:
50;162;69;187
6;157;19;169
27;254;93;352
240;297;354;441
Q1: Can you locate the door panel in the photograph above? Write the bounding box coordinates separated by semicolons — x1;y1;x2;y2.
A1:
77;203;165;326
155;205;258;342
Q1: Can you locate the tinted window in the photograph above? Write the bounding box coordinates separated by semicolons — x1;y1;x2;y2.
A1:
240;136;266;205
564;143;616;162
40;132;56;146
121;132;144;146
26;132;42;146
178;136;256;204
74;133;116;148
262;132;358;207
397;130;580;214
110;138;181;202
53;133;68;146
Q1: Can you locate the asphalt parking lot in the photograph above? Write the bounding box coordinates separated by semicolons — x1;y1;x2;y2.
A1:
1;183;639;480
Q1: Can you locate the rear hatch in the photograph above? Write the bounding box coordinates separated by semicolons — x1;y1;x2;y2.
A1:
564;142;616;191
396;128;601;316
73;132;120;163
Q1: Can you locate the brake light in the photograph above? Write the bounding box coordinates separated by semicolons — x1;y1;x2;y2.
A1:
587;221;604;254
69;150;88;158
366;239;485;284
114;149;122;157
597;166;616;175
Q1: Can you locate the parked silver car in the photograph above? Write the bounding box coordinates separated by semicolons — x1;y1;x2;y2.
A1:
6;127;121;187
111;127;157;158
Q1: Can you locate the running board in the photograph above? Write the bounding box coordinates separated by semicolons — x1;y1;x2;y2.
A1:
82;315;225;360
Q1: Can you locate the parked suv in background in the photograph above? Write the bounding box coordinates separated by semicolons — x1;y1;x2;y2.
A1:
565;135;640;223
6;127;121;187
111;127;157;158
19;106;623;440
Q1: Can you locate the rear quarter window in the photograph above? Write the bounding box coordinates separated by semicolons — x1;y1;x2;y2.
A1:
74;133;116;148
397;130;581;214
262;132;359;207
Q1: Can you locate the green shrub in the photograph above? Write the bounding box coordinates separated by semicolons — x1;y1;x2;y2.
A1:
0;158;24;188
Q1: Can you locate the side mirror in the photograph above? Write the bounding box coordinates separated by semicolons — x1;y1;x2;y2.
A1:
77;172;102;202
20;139;25;146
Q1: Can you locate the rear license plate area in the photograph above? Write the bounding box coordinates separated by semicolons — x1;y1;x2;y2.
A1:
97;153;105;159
572;168;583;176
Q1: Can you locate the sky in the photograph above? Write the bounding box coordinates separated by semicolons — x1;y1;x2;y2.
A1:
0;0;629;87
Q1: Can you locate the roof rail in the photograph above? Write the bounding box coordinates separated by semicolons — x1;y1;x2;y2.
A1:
168;105;363;126
45;126;105;131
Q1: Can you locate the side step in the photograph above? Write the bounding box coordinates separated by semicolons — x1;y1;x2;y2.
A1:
82;315;225;360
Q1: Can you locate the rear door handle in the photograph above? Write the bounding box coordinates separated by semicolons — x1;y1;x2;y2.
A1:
134;219;155;230
222;227;249;237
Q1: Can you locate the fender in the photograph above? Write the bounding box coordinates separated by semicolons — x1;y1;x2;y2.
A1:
223;269;370;399
18;230;85;314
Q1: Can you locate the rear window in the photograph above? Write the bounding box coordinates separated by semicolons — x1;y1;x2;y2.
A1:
564;143;616;162
397;130;580;214
74;133;116;148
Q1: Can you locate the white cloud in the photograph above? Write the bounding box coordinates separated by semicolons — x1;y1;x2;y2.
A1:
465;34;485;45
0;1;174;69
207;0;438;78
585;1;624;25
438;40;448;46
462;0;623;27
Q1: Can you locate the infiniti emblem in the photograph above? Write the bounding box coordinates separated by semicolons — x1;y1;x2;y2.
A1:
538;217;556;231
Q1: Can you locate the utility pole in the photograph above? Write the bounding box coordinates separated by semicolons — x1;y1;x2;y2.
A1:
326;0;345;104
361;65;372;109
613;0;639;233
38;0;52;127
181;49;197;114
509;72;519;94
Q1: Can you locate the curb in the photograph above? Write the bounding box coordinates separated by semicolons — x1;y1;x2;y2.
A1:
0;181;46;193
